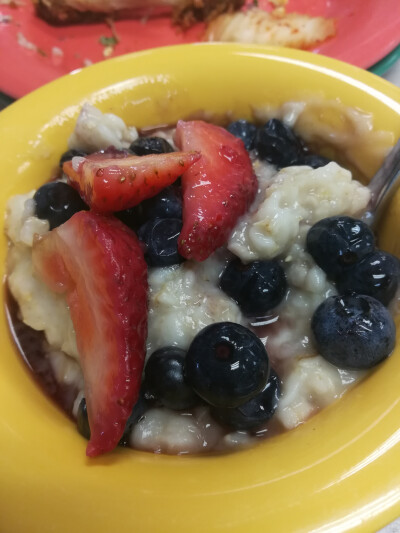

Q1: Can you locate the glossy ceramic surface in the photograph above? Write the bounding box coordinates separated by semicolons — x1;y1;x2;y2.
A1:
1;44;400;533
1;0;399;97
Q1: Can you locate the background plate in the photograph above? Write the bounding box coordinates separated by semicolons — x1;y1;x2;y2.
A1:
0;0;399;98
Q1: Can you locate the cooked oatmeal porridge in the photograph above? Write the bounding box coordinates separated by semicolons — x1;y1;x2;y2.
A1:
5;100;399;457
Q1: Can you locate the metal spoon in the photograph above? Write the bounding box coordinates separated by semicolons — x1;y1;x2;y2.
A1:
362;138;400;229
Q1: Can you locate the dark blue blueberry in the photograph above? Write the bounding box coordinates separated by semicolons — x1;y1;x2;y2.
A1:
77;394;148;446
130;136;174;156
76;397;90;440
115;207;141;231
59;148;87;167
337;250;400;306
139;185;182;222
254;119;304;168
138;217;183;267
219;259;287;317
118;393;148;447
143;347;198;410
298;153;331;168
311;293;396;370
306;216;375;280
34;181;89;230
184;322;270;408
116;186;182;231
211;369;281;431
227;119;257;151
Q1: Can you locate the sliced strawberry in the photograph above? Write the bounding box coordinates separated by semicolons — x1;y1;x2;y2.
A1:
32;211;148;457
63;150;200;214
174;120;257;261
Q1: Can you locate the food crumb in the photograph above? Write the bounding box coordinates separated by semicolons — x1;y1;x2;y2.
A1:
99;35;118;47
51;46;63;57
51;46;64;66
0;13;12;22
17;31;37;51
17;31;47;57
102;45;114;58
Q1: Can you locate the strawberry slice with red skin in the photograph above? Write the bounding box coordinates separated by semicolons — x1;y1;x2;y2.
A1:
32;211;148;457
63;150;201;214
174;120;257;261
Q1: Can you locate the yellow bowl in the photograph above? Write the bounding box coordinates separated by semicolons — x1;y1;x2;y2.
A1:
1;44;400;533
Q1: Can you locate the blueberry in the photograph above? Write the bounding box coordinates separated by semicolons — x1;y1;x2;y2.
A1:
227;119;257;151
138;218;183;267
77;394;148;446
184;322;270;408
143;347;198;410
59;149;87;167
115;207;141;231
311;293;396;369
306;216;375;280
254;119;304;168
298;153;331;169
116;186;182;231
130;136;174;156
34;181;89;230
141;185;182;220
211;369;281;431
76;397;90;440
220;259;287;317
337;250;400;306
118;393;148;447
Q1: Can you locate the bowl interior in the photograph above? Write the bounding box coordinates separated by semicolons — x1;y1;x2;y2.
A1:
1;44;400;533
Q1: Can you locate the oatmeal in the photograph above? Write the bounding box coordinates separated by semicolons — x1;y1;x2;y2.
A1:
5;102;398;456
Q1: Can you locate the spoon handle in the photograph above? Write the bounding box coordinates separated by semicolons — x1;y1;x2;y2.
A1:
362;138;400;229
